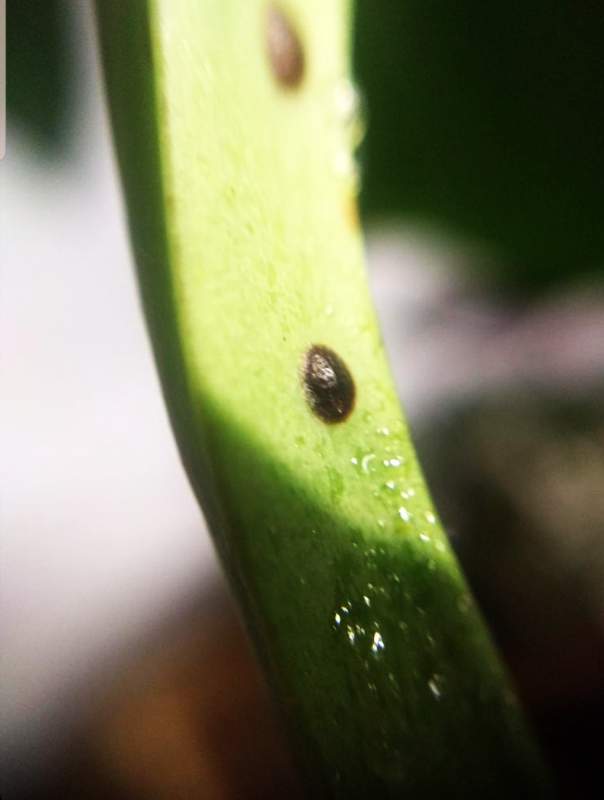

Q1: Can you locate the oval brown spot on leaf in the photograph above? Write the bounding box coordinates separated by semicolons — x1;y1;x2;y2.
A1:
266;5;305;89
302;345;355;423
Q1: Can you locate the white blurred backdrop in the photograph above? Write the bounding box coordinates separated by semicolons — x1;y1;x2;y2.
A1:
0;5;216;781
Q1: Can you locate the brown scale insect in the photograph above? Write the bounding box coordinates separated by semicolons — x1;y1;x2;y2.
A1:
302;345;355;423
266;5;305;89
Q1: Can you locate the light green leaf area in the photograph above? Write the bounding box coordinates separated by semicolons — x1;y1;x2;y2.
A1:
96;1;549;795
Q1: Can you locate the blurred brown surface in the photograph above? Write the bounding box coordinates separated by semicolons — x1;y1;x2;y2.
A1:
18;585;304;800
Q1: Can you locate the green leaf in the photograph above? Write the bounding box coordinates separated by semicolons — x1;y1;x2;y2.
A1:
95;1;551;794
7;0;74;154
355;0;604;292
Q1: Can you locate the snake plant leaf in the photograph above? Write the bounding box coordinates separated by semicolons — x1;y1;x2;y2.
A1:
355;0;604;292
7;0;73;154
95;1;552;795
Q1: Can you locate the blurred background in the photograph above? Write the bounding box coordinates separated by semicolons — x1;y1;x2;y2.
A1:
2;1;604;797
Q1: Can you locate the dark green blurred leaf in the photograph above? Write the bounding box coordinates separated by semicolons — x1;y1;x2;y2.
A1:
7;0;73;154
355;1;604;291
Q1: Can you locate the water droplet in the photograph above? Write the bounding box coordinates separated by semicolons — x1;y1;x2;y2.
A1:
302;345;355;423
266;5;304;88
350;457;358;466
334;78;359;123
428;675;443;699
419;532;431;543
371;631;385;653
363;595;371;607
333;148;357;179
384;480;397;490
384;458;402;468
361;453;376;473
425;511;436;524
334;612;342;626
334;78;367;150
398;506;411;522
346;626;356;644
376;426;390;436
